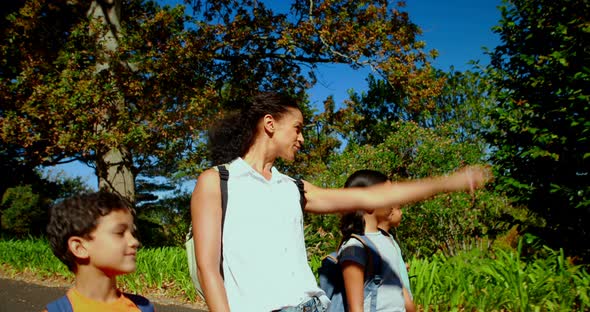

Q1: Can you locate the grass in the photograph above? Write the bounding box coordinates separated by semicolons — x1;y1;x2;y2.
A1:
408;241;590;311
1;237;589;311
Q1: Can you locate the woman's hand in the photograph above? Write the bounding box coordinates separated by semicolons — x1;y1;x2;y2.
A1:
446;165;493;193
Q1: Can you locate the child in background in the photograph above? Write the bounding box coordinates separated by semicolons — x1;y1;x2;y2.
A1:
44;191;154;312
377;203;415;312
339;170;415;312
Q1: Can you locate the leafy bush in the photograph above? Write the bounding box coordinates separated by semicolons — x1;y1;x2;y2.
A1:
410;239;590;311
1;185;47;236
305;121;519;259
136;192;192;247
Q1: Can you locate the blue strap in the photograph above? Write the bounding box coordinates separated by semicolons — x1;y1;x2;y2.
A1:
125;293;155;312
349;234;382;312
46;295;72;312
350;234;382;278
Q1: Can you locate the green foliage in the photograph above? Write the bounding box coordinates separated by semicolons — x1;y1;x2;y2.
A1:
0;237;71;278
305;121;517;259
339;68;496;146
401;191;514;257
0;175;91;237
136;191;192;247
410;240;590;311
0;146;90;236
1;0;441;202
487;0;590;259
1;185;45;236
314;121;472;187
304;213;341;259
427;67;497;143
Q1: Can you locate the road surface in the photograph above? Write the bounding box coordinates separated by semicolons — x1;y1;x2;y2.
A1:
0;278;206;312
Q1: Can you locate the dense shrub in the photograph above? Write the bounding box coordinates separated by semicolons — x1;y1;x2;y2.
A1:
1;185;47;236
305;121;520;259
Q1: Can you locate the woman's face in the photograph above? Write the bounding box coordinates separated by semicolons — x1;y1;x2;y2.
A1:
272;107;304;161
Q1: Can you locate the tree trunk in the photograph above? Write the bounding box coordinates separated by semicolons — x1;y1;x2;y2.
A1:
88;0;136;203
96;147;136;203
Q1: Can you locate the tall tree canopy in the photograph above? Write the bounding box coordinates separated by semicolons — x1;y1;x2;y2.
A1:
1;0;440;202
332;68;495;146
487;0;590;258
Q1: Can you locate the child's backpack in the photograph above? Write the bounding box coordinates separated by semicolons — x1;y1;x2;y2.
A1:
46;293;154;312
318;234;383;312
185;164;306;299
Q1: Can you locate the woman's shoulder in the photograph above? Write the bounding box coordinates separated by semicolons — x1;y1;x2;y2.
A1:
194;167;222;191
200;167;222;178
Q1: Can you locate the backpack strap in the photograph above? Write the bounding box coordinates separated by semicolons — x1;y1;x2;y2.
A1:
217;164;229;279
294;178;306;211
46;295;73;312
350;234;382;282
218;165;229;236
350;234;382;312
124;293;155;312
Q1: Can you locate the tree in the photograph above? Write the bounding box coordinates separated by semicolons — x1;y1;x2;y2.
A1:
0;143;90;236
1;0;210;203
1;185;44;236
487;0;590;259
336;68;496;146
1;0;440;203
306;121;512;257
133;190;191;247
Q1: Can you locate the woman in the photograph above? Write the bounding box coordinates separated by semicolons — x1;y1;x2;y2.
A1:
191;92;490;312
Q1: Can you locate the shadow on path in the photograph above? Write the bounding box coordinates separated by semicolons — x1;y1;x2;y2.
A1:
0;278;206;312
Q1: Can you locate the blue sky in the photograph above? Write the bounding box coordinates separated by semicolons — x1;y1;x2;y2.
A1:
45;0;503;190
307;0;503;108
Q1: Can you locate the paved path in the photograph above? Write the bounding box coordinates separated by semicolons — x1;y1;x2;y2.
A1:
0;278;206;312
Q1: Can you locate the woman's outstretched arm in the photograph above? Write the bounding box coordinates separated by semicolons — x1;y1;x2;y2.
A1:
304;165;492;214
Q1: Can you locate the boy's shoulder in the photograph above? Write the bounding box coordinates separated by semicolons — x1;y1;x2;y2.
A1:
45;290;154;312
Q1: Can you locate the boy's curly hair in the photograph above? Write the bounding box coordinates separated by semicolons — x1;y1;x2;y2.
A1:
46;191;134;272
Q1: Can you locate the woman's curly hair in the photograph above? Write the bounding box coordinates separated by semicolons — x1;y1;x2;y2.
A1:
208;92;300;165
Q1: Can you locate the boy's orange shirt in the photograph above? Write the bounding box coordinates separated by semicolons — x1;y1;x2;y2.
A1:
43;288;143;312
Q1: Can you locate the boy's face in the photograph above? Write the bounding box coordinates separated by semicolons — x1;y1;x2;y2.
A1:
84;209;139;276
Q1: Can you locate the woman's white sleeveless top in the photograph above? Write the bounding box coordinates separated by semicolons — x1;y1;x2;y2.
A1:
221;158;324;311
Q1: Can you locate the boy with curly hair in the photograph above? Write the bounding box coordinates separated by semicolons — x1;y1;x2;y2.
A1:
44;191;154;312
